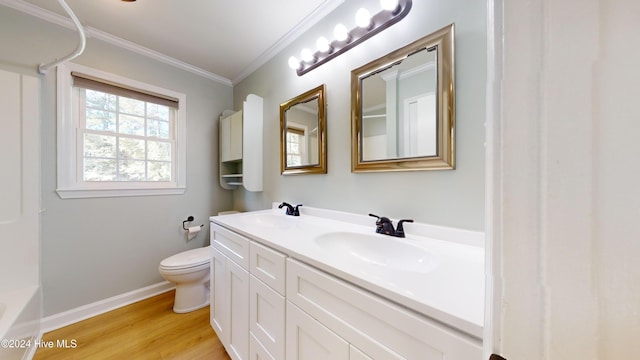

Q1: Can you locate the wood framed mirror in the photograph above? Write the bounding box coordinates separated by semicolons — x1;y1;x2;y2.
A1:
280;84;327;175
351;24;455;172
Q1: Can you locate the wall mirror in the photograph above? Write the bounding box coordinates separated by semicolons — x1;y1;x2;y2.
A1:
280;84;327;175
351;24;455;172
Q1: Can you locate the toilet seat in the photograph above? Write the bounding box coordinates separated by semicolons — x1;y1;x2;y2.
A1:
159;247;209;271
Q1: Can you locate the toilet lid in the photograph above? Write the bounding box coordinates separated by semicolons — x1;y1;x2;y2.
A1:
160;247;209;269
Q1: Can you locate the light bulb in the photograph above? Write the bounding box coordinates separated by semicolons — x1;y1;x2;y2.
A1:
334;23;349;42
355;8;372;28
301;48;314;62
316;36;331;53
380;0;399;11
288;56;299;70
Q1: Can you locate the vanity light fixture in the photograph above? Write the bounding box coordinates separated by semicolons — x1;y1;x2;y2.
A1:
333;23;350;42
380;0;400;12
301;48;315;62
316;36;332;53
355;8;373;29
289;0;412;76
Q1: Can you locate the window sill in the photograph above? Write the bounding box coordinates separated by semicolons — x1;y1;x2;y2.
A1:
56;187;186;199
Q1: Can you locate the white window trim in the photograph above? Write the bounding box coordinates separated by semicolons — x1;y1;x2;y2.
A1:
286;122;308;166
56;62;187;199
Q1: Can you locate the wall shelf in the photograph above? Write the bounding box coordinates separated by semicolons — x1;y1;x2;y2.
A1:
219;95;263;191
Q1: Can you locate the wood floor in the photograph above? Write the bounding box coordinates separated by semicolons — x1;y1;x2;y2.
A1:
34;290;231;360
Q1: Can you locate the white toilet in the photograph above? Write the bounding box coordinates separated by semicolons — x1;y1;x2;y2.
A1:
158;247;210;313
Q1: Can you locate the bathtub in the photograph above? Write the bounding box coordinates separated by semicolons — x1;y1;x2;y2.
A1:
0;286;41;360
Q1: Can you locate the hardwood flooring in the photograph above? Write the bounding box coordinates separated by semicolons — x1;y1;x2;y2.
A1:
33;290;231;360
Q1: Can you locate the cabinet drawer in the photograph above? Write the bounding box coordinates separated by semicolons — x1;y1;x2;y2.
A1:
250;241;286;295
249;275;285;360
286;259;482;360
211;223;250;269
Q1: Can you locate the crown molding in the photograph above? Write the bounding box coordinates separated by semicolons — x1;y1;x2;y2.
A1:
85;26;232;86
0;0;233;86
3;0;345;86
231;0;345;85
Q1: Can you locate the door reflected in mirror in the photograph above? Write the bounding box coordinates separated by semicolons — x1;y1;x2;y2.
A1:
280;85;327;175
352;24;455;172
361;48;437;161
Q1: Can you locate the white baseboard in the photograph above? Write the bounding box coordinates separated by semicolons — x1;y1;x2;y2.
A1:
40;281;175;333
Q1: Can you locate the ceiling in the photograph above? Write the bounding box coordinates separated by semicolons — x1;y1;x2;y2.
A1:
10;0;344;84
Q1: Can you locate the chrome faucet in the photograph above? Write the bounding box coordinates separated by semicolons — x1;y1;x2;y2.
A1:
369;214;413;238
279;202;302;216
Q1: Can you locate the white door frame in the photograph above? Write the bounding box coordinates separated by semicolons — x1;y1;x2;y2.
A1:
484;0;503;358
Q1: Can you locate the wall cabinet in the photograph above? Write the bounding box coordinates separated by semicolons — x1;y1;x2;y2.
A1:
219;94;263;191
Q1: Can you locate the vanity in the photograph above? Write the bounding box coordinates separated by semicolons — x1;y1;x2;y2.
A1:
209;205;483;360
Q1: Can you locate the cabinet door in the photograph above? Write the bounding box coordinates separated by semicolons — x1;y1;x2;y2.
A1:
249;276;285;360
220;111;242;162
287;259;481;360
211;245;250;360
286;301;349;360
249;333;276;360
220;114;231;162
229;111;243;161
227;257;249;360
210;247;227;339
350;345;374;360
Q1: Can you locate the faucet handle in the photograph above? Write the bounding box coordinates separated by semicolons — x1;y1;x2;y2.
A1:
278;202;295;215
293;204;303;216
369;214;395;235
368;213;384;228
395;219;414;237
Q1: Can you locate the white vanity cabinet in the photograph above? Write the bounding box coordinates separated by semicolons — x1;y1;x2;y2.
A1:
286;259;482;360
211;224;287;360
210;224;250;360
210;213;483;360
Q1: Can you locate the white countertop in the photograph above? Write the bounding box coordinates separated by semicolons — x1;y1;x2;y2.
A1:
209;206;485;338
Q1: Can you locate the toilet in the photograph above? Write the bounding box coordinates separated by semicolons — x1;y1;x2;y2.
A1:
158;247;210;313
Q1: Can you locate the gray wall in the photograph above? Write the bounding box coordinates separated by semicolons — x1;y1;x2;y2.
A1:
0;8;233;315
233;0;486;230
0;0;485;316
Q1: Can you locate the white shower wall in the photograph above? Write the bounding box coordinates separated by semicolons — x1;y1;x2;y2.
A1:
0;69;41;359
0;69;40;295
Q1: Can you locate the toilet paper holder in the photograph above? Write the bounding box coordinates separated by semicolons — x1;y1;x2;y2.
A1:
182;216;204;231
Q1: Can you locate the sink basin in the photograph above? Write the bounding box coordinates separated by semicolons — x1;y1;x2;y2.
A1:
241;213;295;229
314;232;438;273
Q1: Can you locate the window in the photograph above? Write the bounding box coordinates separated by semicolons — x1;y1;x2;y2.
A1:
286;127;305;166
56;63;186;199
